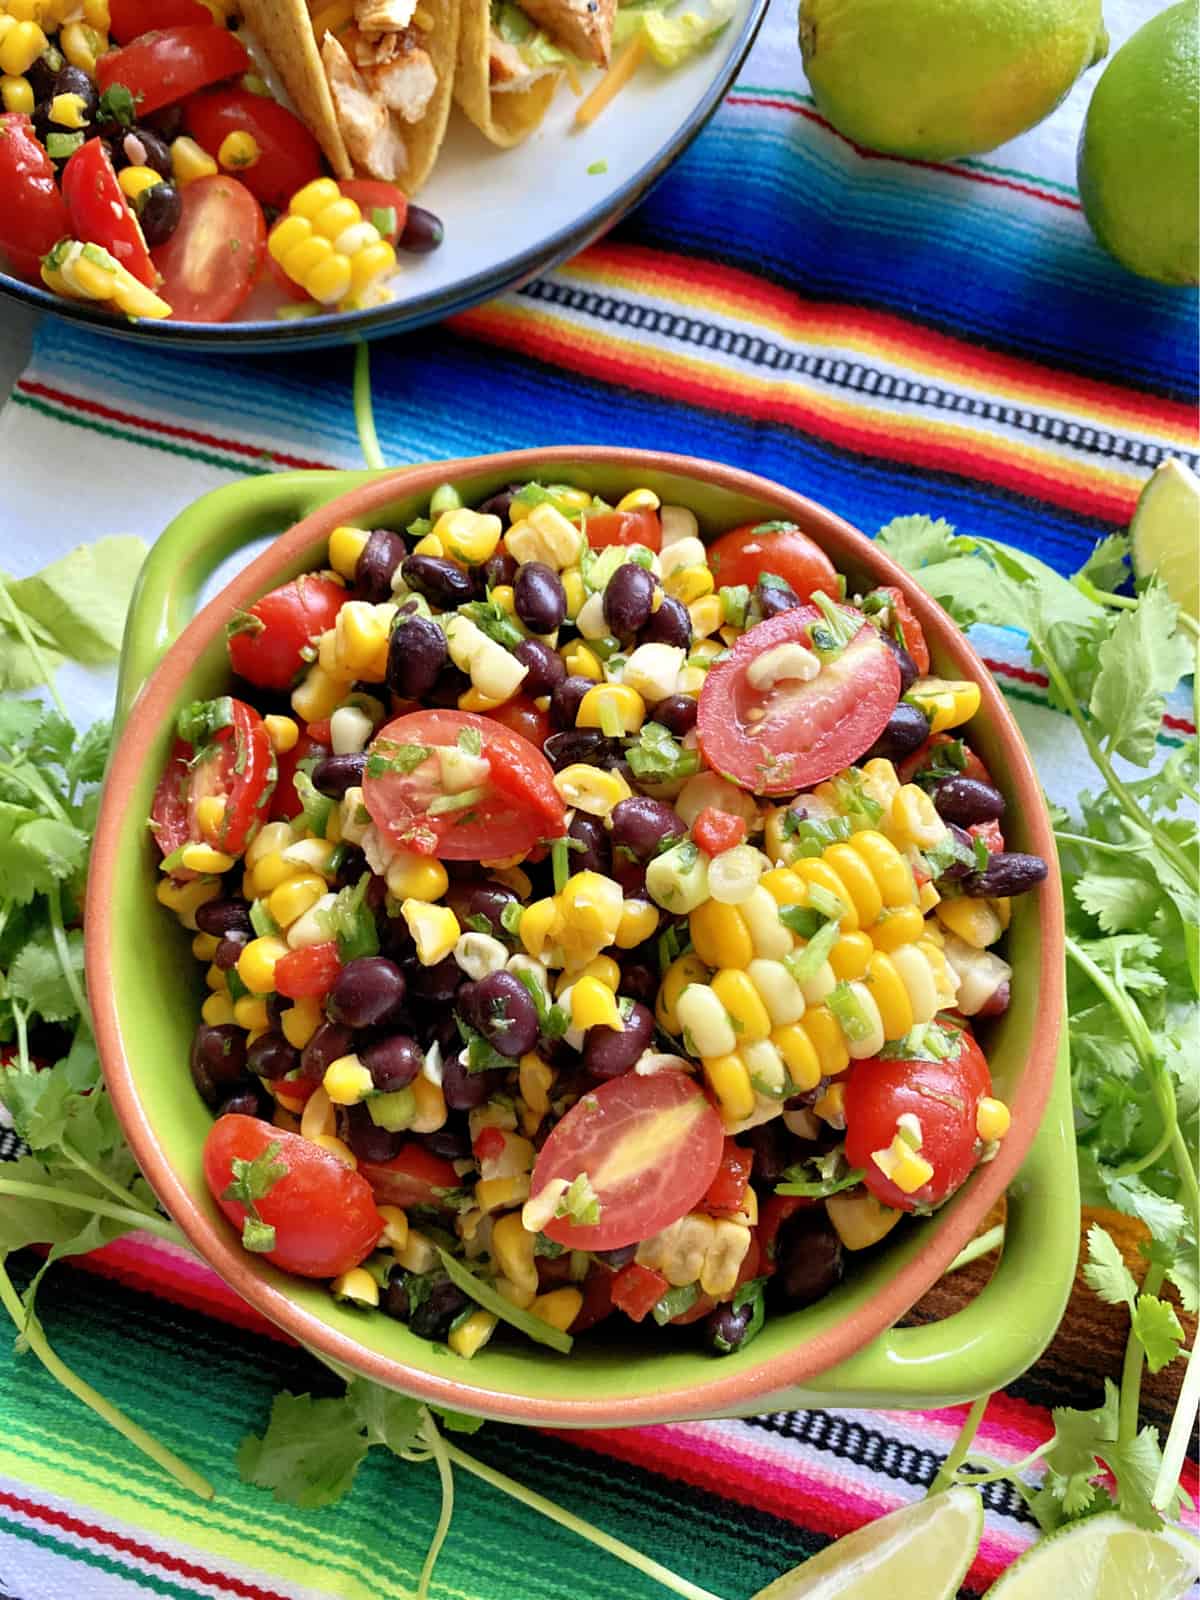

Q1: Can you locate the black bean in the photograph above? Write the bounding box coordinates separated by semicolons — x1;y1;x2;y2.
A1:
311;752;366;798
962;852;1048;899
594;1244;638;1270
195;897;253;937
381;1263;413;1321
756;578;802;619
617;960;658;1009
611;854;648;898
550;675;593;732
301;1020;354;1080
362;1032;423;1092
328;957;406;1028
334;844;368;888
216;1084;271;1120
401;553;474;608
441;1056;501;1111
422;1117;473;1160
704;1301;757;1354
398;204;443;254
144;103;185;142
26;49;63;104
544;727;623;770
862;701;930;762
246;1031;299;1081
640;594;692;650
266;993;288;1029
652;693;698;736
603;564;656;636
214;931;249;970
342;1102;404;1164
741;1120;792;1187
514;561;566;634
933;776;1006;827
190;1024;246;1105
50;65;97;123
611;796;686;861
407;954;464;1004
443;879;517;937
568;812;611;876
134;180;181;248
480;543;518;586
514;637;566;696
880;632;919;694
387;614;449;700
427;663;471;709
583;1001;653;1079
410;1278;470;1341
771;1210;844;1307
468;970;539;1058
356;528;407;601
118;125;171;176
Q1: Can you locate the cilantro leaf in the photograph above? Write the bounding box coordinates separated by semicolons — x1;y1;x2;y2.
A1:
4;537;147;669
1130;1295;1184;1374
6;930;85;1022
1089;583;1192;766
237;1392;370;1508
1081;1223;1137;1308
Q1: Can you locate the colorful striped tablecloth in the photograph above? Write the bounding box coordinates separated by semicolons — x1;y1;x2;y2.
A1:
2;0;1197;1594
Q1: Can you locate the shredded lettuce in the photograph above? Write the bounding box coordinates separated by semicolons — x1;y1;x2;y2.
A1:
613;0;734;69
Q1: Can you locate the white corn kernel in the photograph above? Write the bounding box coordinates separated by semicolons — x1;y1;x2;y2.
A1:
659;505;699;547
286;892;337;949
621;642;686;705
454;931;509;980
330;704;374;754
676;984;737;1058
707;844;766;905
746;958;806;1025
745;641;821;691
659;536;708;577
574;591;609;640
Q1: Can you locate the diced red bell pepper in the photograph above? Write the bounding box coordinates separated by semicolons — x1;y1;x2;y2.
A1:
758;1195;815;1270
274;941;341;999
611;1262;669;1323
701;1137;753;1214
691;807;747;856
969;818;1005;855
472;1125;507;1164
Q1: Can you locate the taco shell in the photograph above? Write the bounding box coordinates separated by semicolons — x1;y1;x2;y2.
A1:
455;0;562;147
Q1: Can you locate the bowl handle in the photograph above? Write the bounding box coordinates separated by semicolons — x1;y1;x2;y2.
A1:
751;1026;1077;1412
115;469;385;730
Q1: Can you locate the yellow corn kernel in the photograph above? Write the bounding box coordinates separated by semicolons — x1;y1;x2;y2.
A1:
488;584;516;617
813;1081;846;1127
561;637;601;679
908;677;982;735
823;842;885;928
200;991;236;1026
0;74;33;113
870;903;926;951
687;596;726;643
279;995;322;1050
828;931;874;981
936;896;1003;949
918;937;959;1008
328;524;369;578
556;872;624;952
492;1211;538;1297
872;1134;934;1195
863;952;914;1039
827;1188;903;1251
263;714;299;754
576;683;645;735
689;900;753;970
292;663;348;724
435;506;502;565
976;1096;1011;1142
803;1006;852;1077
411;532;445;558
217;129;259;170
205;963;228;992
771;1023;822;1092
888;785;947;852
247;851;298;897
335;599;391;676
457;687;510;713
385;852;448;902
665;564;714;605
560;570;587;624
710;969;772;1043
117;163;162;200
476;1174;532;1215
307;254;354;305
791;857;859;931
375;1205;409;1252
297;1086;335;1143
656;952;710;1035
233;994;270;1032
287;176;339;219
859;758;902;812
571;975;625;1032
449;1308;497;1358
759;865;807;906
247;820;293;869
520;897;564;961
530;1288;582;1332
518;1053;555;1116
560;954;621;994
888;943;939;1024
552;763;631;817
155;874;220;929
323;1054;374;1105
0;18;46;74
267;871;326;929
191;931;220;962
704;1054;756;1124
179;842;235;875
615;898;659;950
331;1266;378;1306
236;935;289;995
195;796;227;850
347;237;395;296
993;896;1012;931
171;134;218;183
401;899;459;966
615;487;659;512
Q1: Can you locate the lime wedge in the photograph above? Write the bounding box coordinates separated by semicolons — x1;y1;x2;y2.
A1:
1131;457;1200;623
750;1486;982;1599
985;1512;1200;1600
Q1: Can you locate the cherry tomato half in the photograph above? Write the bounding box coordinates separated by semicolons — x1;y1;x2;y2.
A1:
338;179;409;244
109;0;214;43
871;584;931;675
150;736;195;864
362;709;564;860
487;693;551;749
358;1142;462;1210
184;696;276;856
582;507;661;553
152;174;266;322
184;88;323;210
0;115;70;282
571;1264;616;1333
844;1025;993;1212
227;575;347;692
97;25;251;116
204;1114;382;1278
701;1138;753;1214
274;942;342;1000
271;731;329;822
707;521;839;602
61;138;155;287
898;731;993;789
698;605;901;795
532;1071;726;1252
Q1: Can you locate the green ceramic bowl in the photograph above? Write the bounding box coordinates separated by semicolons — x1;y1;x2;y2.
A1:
88;450;1077;1427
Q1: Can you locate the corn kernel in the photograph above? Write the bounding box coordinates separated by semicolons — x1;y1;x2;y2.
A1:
218;129;259;170
323;1054;375;1105
813;1080;846;1127
402;899;460;965
576;683;645;735
614;898;659;949
689;900;753;970
771;1023;822;1092
248;850;299;897
558;955;620;994
458;687;510;713
200;991;236;1026
677;984;737;1058
155;874;220;929
329;524;369;578
829;931;874;981
827;1189;903;1251
704;1054;756;1123
561;638;601;679
976;1096;1011;1142
665;564;714;605
292;663;349;724
656;952;710;1035
196;795;230;845
552;763;631;817
449;1308;498;1358
384;852;448;902
476;1174;532;1215
869;903;926;951
519;897;563;961
331;1266;378;1306
848;830;917;907
871;1134;934;1195
615;487;660;512
191;931;220;962
282;994;323;1049
265;871;327;929
171;134;218;184
300;1086;337;1141
205;963;228;992
118;163;162;200
488;584;516;616
232;994;269;1032
936;896;1003;949
314;1134;357;1168
571;975;625;1031
710;969;772;1043
237;935;289;995
518;1054;555;1117
411;533;445;557
888;785;947;852
803;1006;851;1077
0;75;33;113
556;871;624;956
561;570;588;624
529;1287;582;1331
180;842;235;874
907;678;981;735
435;506;502;565
0;19;46;74
264;714;299;754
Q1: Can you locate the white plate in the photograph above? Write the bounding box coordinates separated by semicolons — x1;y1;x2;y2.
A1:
0;0;767;351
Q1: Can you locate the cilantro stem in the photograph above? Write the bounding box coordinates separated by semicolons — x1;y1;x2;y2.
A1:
441;1443;728;1600
10;999;30;1075
1154;1318;1200;1514
928;1393;990;1495
943;1223;1004;1275
0;757;72;822
415;1408;455;1600
47;882;91;1036
1118;1260;1167;1448
0;574;69;718
59;1139;168;1220
949;1438;1055;1489
353;342;386;471
1053;831;1142;855
0;1255;213;1499
0;1176;184;1245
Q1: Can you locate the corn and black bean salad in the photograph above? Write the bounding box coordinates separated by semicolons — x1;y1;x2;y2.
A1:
153;481;1049;1359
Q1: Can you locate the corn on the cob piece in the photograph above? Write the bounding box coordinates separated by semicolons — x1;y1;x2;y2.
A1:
269;177;396;308
42;240;171;320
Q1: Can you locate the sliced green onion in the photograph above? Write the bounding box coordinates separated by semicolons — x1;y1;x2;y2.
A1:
249;899;280;939
778;904;823;938
598;698;624;739
827;980;875;1044
551;836;571;894
652;1283;699;1326
807;883;846;922
371;205;398;238
428;785;487;816
435;1248;573;1354
784;917;842;984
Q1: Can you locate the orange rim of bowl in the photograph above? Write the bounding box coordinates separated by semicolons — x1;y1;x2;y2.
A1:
87;447;1065;1426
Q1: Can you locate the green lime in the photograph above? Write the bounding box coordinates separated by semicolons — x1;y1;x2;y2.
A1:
985;1512;1200;1600
797;0;1108;160
1078;3;1199;285
1131;457;1200;623
750;1486;983;1599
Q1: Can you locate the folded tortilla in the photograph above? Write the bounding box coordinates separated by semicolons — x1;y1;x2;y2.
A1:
240;0;460;193
454;0;562;147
